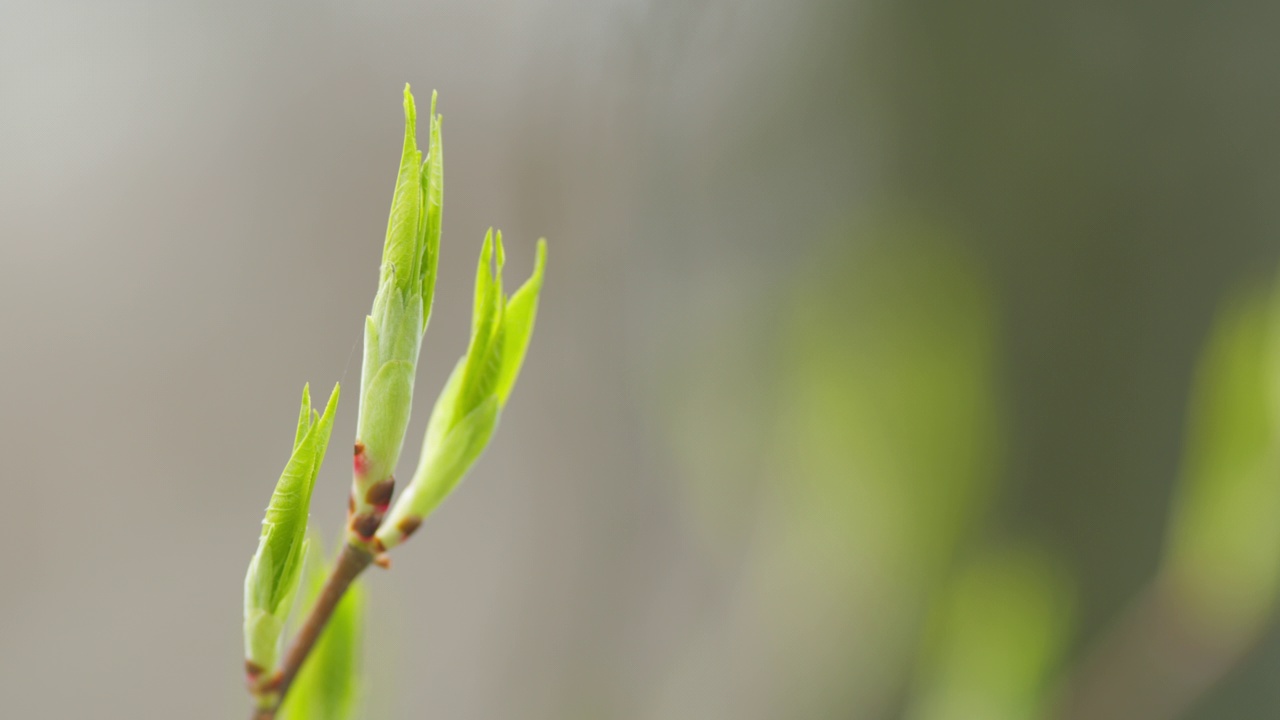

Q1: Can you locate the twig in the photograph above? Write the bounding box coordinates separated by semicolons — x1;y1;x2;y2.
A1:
1053;579;1245;720
250;542;374;720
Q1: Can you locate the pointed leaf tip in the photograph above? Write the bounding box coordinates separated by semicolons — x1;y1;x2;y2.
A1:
532;239;548;285
381;84;426;296
493;242;547;405
323;382;341;415
295;383;314;450
401;86;417;143
402;88;417;142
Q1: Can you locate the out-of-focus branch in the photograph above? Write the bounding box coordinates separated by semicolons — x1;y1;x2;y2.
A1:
1053;579;1247;720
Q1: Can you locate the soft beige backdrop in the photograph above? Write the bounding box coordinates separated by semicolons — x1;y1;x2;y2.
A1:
0;1;851;718
7;1;1280;719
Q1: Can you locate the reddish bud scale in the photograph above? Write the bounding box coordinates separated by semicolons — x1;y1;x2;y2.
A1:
348;475;396;543
366;478;395;507
247;668;283;696
353;443;370;477
350;513;381;541
348;442;397;546
398;516;423;540
374;515;423;553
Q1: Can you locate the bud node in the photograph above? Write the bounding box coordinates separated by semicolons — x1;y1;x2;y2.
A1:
366;478;395;506
351;513;381;540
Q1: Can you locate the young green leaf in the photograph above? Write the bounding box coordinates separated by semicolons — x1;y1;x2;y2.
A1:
422;358;467;461
293;386;312;451
380;85;423;299
375;234;546;551
244;383;340;675
350;86;444;546
420;91;443;326
378;397;500;549
494;239;546;405
454;229;506;427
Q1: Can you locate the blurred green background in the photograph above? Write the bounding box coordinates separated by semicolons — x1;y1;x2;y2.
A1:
4;1;1280;718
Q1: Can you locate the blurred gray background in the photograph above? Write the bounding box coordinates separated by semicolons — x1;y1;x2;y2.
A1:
4;1;1280;718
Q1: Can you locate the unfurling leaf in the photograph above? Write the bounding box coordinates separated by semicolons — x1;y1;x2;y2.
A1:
375;234;546;551
244;383;340;673
350;85;444;545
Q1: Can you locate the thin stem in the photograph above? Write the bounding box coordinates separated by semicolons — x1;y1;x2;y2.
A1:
1053;580;1245;720
250;542;374;720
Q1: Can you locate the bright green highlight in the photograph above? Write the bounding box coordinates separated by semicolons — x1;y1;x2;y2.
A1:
352;85;443;529
279;540;365;720
1163;283;1280;640
905;546;1073;720
376;232;546;549
244;383;340;671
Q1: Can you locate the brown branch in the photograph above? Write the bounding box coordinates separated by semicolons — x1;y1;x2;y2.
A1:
249;542;374;720
1053;579;1248;720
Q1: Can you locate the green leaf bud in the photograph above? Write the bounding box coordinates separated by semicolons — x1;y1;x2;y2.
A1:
375;234;546;551
244;383;340;676
350;86;444;545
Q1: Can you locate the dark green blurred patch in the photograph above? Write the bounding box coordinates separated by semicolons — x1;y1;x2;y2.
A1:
1055;276;1280;720
775;218;1003;571
666;208;1280;719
